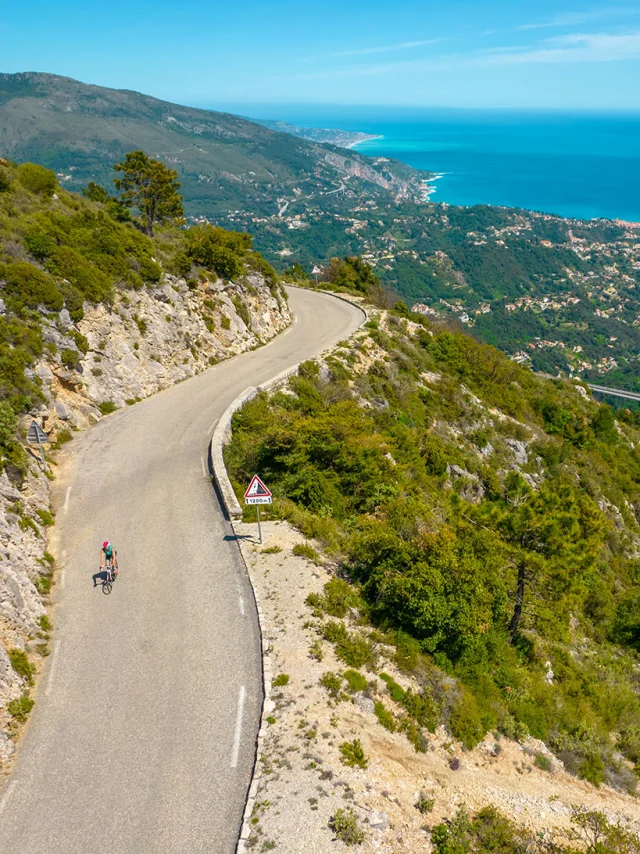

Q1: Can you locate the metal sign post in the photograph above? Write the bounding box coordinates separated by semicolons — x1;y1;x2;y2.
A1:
244;475;272;545
26;419;50;472
311;265;321;286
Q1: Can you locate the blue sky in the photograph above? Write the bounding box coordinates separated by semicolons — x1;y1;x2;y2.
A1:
3;0;640;110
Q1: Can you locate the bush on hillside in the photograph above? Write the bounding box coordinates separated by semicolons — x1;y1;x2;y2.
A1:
17;163;56;196
0;261;63;311
45;247;113;303
0;167;12;193
323;255;379;295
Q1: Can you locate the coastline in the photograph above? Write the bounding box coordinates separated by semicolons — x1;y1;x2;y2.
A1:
324;115;640;221
346;134;384;149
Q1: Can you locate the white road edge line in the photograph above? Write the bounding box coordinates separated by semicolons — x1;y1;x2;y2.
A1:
64;486;71;515
230;685;246;769
201;458;207;477
239;596;245;617
45;640;62;697
0;780;16;815
207;418;219;436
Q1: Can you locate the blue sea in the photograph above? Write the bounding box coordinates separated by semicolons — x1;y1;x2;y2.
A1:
224;105;640;222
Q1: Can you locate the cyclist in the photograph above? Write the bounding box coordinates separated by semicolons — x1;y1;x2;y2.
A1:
100;540;118;581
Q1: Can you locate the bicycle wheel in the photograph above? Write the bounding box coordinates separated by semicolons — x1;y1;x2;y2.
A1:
103;581;112;595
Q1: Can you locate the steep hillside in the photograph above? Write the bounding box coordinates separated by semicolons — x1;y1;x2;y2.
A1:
0;73;426;222
225;303;640;809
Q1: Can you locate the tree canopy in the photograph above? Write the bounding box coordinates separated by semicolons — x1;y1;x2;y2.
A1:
113;150;184;236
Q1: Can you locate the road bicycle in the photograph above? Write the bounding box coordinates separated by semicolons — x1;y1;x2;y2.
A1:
100;562;118;595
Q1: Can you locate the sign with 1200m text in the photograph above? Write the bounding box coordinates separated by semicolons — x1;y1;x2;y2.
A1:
245;475;272;505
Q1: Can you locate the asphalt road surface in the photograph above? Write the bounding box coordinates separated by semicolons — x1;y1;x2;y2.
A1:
588;383;640;402
0;288;364;854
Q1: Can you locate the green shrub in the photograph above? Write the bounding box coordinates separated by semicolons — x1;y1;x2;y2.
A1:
374;701;396;732
0;400;18;450
25;232;57;260
415;793;435;814
0;167;11;193
292;542;320;563
46;247;113;303
8;648;35;684
261;545;282;554
339;738;368;769
7;694;34;722
401;716;429;753
579;753;605;786
60;282;85;321
36;508;54;526
221;315;231;330
449;690;487;750
38;614;52;632
35;575;52;595
534;752;552;772
272;673;290;687
232;295;251;328
185;226;247;279
60;348;79;370
402;688;439;732
133;314;148;335
0;261;63;311
379;672;406;703
322;622;376;669
343;669;368;693
319;578;361;618
309;639;324;661
319;671;343;699
329;808;365;846
139;256;162;282
71;330;89;354
17;163;56;195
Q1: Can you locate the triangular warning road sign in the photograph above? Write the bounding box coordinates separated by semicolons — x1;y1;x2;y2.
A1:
27;420;49;445
245;475;271;498
244;475;272;504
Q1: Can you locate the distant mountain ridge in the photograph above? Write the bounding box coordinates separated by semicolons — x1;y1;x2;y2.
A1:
0;72;426;222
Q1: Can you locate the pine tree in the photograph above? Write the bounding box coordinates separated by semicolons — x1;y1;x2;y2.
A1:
113;150;183;236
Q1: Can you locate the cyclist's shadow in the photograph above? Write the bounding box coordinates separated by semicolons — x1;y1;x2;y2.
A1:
92;569;112;587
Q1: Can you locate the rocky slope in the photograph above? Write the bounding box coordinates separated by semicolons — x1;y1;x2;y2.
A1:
0;271;289;764
234;520;640;853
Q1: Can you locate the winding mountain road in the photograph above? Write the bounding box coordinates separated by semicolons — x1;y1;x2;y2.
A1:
0;288;364;854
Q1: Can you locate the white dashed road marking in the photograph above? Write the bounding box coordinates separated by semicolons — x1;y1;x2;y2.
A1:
239;597;245;617
230;685;246;769
64;487;71;515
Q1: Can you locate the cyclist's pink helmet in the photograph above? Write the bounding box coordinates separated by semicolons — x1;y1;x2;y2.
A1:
102;541;110;549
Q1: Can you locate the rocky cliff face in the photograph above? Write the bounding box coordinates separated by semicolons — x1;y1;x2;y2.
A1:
0;272;290;762
38;273;289;429
322;150;425;201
